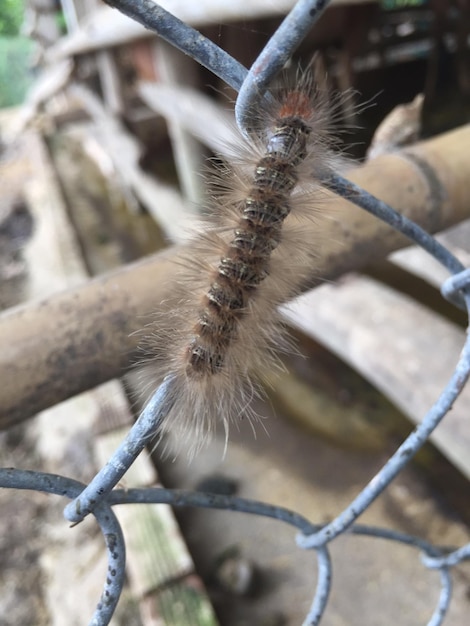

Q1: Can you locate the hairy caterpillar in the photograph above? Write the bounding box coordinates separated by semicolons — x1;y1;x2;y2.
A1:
138;71;347;455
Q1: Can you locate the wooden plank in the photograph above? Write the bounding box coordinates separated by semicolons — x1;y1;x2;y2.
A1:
50;1;284;61
150;40;206;204
48;0;371;60
96;49;125;115
283;275;470;479
21;132;86;297
68;83;189;242
137;81;236;155
141;580;219;626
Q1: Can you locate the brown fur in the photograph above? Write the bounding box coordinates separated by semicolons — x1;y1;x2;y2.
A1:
136;72;352;457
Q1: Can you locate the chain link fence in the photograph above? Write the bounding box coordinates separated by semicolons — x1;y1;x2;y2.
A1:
1;1;470;625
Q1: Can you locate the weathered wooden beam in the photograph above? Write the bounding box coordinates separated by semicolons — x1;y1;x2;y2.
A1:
48;0;370;61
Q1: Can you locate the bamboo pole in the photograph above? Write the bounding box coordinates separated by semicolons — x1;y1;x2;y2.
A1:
1;124;469;428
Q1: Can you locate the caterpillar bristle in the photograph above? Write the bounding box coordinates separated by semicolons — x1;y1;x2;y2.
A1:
137;69;351;458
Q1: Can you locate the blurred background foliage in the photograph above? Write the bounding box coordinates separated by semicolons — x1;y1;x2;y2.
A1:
0;0;24;35
0;0;35;108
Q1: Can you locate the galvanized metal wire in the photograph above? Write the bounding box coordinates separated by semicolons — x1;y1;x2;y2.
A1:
0;469;126;626
2;1;470;625
234;0;329;133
